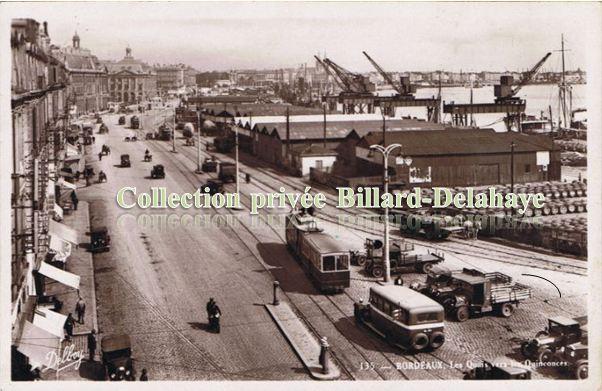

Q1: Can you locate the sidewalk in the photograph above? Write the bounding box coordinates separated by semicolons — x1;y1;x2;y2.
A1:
40;200;102;381
265;302;341;380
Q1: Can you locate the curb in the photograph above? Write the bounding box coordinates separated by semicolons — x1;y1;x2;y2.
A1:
264;303;340;380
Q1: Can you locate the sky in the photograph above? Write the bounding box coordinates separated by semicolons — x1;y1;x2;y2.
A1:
3;2;598;73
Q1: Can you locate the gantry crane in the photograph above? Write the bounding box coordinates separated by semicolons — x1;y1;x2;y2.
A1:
363;51;413;96
321;57;371;93
314;56;346;92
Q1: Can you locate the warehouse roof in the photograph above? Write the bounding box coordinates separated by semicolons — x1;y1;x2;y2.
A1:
358;129;555;155
203;103;323;118
253;118;449;141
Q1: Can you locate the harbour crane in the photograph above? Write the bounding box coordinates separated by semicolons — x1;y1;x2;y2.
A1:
321;57;371;93
362;51;413;96
495;52;552;102
314;56;346;92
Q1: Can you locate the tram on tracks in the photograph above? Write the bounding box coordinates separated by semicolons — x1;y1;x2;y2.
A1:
285;209;350;293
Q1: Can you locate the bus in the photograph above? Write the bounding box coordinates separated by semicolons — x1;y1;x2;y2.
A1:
354;285;445;351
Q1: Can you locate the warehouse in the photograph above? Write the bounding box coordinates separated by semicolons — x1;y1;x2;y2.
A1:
346;129;559;187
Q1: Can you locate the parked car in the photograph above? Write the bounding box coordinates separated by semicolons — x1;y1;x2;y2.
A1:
201;179;224;195
130;116;140;129
201;158;218;172
89;227;111;253
101;334;134;381
151;164;165;179
520;316;586;363
118;116;126;125
218;162;235;183
120;154;131;167
463;358;531;380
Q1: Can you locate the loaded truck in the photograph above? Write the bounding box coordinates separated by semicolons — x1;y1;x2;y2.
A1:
410;268;531;322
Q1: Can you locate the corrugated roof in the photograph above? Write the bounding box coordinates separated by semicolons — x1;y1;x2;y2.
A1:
202;103;323;117
254;119;445;141
359;129;555;155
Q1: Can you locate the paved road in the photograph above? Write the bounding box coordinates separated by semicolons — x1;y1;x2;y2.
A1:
78;107;587;381
78;110;309;380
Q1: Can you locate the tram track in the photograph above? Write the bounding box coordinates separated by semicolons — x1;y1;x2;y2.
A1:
153;135;470;380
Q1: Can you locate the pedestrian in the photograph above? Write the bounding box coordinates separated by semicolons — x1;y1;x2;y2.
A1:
206;298;216;322
75;296;86;324
31;368;41;381
98;152;102;161
70;191;79;211
92;136;96;144
64;313;74;341
139;368;148;381
87;329;96;361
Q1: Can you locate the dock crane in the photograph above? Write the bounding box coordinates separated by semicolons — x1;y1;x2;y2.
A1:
362;51;414;96
495;52;552;102
321;57;372;94
314;56;346;93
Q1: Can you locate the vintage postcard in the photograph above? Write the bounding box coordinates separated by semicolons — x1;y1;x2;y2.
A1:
0;1;600;390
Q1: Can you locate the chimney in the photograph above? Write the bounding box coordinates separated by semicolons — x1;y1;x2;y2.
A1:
43;21;48;36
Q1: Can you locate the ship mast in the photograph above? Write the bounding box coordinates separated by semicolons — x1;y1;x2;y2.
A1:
558;34;572;130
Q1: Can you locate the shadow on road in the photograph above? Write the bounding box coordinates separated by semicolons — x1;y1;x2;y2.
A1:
256;242;317;296
333;315;401;355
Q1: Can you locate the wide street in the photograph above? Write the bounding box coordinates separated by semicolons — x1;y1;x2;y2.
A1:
78;106;588;380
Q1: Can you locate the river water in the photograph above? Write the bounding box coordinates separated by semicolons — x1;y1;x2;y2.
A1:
393;84;586;132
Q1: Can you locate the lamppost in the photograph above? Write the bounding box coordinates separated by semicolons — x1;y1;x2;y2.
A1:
195;105;202;173
510;140;516;216
368;143;411;283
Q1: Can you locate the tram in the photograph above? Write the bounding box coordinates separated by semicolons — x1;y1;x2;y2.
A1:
285;210;350;293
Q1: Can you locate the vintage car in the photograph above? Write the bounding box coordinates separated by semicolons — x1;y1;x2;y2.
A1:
145;132;154;140
354;285;445;351
151;164;165;179
101;334;135;381
89;227;111;253
557;341;588;379
201;158;218;173
120;154;131;167
463;357;531;380
520;316;586;363
201;179;224;195
130;116;140;129
218;162;236;183
118;116;126;125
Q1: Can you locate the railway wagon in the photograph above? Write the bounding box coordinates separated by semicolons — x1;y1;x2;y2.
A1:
285;211;350;293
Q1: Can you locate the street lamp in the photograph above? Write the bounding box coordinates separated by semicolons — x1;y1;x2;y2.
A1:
195;105;202;173
369;142;403;283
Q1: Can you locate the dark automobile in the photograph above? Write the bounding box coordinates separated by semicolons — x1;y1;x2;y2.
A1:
101;334;134;381
463;358;531;380
558;341;588;379
130;116;140;129
201;180;224;195
201;158;218;173
218;162;236;183
89;227;111;253
520;316;586;363
120;154;131;167
151;164;165;179
118;116;126;125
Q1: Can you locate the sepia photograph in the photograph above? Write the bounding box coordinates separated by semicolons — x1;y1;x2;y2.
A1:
0;1;600;388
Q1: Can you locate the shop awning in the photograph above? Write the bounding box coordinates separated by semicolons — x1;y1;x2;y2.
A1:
58;178;76;190
49;220;78;244
53;203;63;220
33;307;67;340
17;321;60;369
58;169;75;178
66;143;79;156
38;262;80;289
64;154;82;162
49;235;71;263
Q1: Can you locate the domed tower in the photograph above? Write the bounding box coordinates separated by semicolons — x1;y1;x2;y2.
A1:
125;46;132;58
72;31;80;49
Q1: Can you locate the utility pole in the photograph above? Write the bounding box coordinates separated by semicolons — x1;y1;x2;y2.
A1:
323;104;327;148
171;105;176;153
195;105;202;173
510;140;516;197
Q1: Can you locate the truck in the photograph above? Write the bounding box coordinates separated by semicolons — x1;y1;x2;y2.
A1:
392;208;465;240
157;124;172;141
101;334;135;381
410;268;531;322
359;238;444;277
218;162;236;183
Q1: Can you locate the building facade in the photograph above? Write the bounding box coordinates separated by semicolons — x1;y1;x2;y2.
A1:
52;32;109;114
156;65;184;92
103;47;157;103
11;18;73;379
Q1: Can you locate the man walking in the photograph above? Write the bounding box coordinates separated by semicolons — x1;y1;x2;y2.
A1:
75;296;86;324
70;191;79;211
64;313;74;341
87;330;97;361
98;151;102;161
